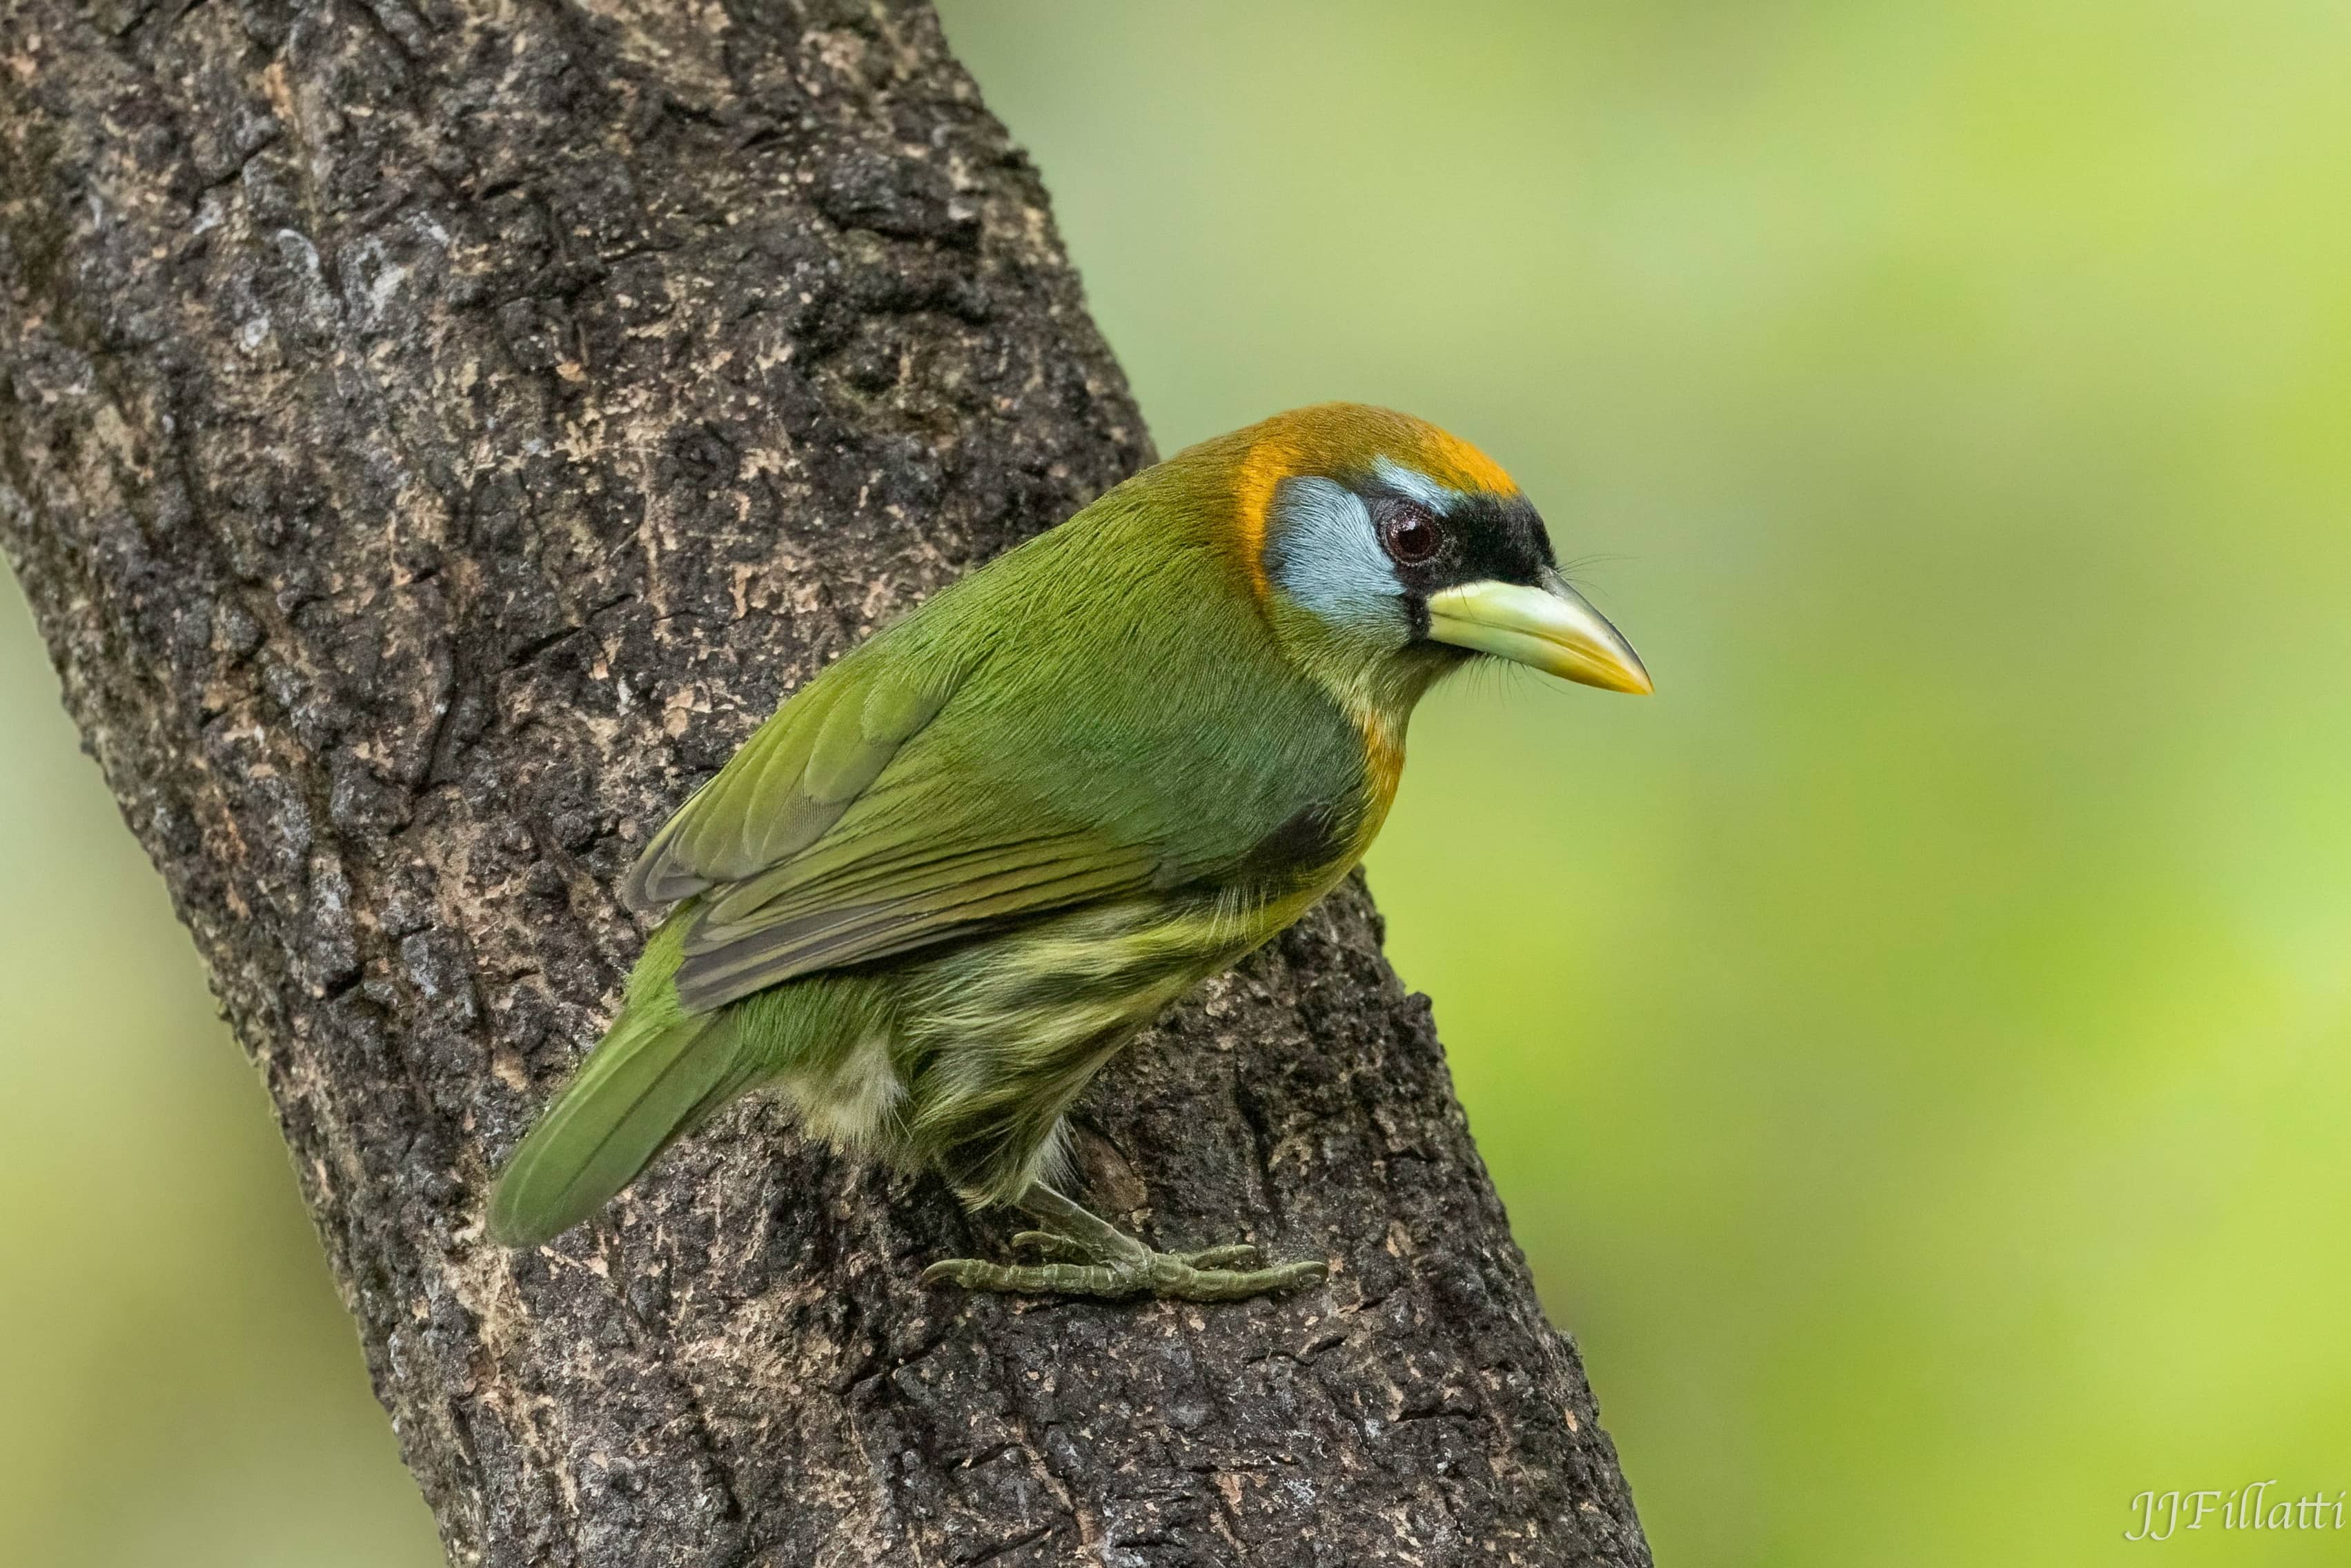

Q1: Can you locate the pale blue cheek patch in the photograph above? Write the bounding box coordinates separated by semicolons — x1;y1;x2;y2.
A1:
1264;476;1410;640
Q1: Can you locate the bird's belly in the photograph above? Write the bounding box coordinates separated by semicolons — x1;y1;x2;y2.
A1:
885;892;1301;1201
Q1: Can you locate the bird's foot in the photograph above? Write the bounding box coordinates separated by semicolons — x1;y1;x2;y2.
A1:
920;1186;1326;1302
920;1233;1326;1301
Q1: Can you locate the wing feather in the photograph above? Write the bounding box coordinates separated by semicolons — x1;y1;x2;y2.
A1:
620;505;1373;1017
618;649;960;910
620;629;1166;1014
672;830;1155;1013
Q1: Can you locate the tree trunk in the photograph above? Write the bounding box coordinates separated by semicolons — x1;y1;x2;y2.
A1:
0;1;1650;1563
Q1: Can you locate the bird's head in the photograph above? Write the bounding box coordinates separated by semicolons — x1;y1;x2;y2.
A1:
1187;404;1651;708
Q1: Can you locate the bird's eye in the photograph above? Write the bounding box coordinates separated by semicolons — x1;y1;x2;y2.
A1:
1379;502;1443;566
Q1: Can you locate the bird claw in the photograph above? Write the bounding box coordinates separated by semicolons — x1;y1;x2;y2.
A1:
1009;1229;1090;1261
1177;1242;1261;1269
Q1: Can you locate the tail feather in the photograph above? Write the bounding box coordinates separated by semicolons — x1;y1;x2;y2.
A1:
487;1006;755;1247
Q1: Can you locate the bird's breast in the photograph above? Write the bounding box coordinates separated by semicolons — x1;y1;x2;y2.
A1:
904;893;1278;1055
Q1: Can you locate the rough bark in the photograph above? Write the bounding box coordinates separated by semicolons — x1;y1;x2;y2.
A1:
0;1;1649;1564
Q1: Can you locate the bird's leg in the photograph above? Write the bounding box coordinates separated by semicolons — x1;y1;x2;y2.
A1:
921;1183;1328;1302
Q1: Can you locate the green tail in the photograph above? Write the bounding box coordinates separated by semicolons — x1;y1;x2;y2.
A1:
486;1004;757;1247
488;909;924;1245
488;913;761;1247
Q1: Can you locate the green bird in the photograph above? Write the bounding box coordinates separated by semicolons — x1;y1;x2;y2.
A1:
487;403;1650;1300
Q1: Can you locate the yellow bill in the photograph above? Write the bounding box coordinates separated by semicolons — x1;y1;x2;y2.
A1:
1426;571;1653;695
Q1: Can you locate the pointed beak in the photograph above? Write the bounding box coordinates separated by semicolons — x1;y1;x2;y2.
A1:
1424;570;1653;695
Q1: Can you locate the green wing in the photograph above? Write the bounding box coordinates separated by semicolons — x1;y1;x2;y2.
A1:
673;800;1159;1013
618;643;965;909
618;623;1172;1015
620;505;1371;1018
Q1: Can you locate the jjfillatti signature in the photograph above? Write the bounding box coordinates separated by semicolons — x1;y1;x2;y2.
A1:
2127;1483;2347;1540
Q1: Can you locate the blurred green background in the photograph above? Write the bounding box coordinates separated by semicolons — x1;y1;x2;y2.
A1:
5;1;2346;1562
